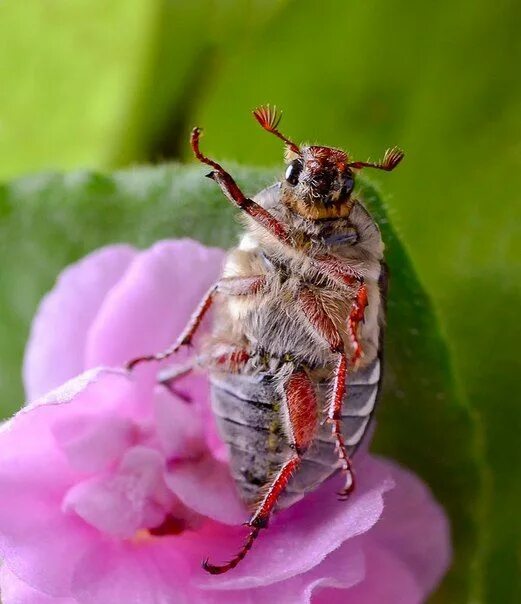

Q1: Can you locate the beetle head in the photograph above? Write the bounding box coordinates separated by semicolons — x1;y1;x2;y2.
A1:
253;106;355;219
282;145;356;219
253;105;403;220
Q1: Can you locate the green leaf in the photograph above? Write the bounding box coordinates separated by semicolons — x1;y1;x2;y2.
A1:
0;1;156;180
0;1;217;180
0;0;292;181
0;164;482;602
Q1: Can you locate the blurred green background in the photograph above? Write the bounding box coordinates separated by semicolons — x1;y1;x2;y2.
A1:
0;1;519;602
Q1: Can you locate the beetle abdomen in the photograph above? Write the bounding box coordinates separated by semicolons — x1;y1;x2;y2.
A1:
210;358;380;509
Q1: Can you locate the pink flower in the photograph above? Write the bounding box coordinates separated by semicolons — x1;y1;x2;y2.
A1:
0;240;451;603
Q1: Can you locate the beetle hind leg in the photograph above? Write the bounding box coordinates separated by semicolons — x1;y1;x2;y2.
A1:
297;283;369;499
202;367;319;574
327;283;369;498
328;353;356;499
202;526;262;575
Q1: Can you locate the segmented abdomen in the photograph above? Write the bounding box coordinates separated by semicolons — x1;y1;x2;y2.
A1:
210;358;381;509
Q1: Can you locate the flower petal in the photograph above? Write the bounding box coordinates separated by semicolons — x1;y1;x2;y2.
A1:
0;510;95;598
52;412;137;473
196;454;394;589
154;386;206;460
0;370;145;596
0;565;77;604
165;455;248;526
70;540;193;604
23;245;136;400
368;457;452;596
63;447;166;539
314;543;422;604
198;544;365;604
84;239;224;369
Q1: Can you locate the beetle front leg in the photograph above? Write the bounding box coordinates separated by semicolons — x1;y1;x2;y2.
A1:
126;275;266;369
191;128;367;290
191;128;291;243
203;367;318;574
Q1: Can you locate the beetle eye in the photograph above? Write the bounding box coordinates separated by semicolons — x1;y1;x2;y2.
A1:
285;159;302;186
343;174;355;197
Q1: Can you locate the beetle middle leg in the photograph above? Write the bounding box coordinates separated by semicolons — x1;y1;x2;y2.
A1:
159;345;251;402
126;275;266;369
203;366;318;575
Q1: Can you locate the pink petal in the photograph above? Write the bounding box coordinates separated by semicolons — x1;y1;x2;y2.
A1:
197;544;365;604
70;540;192;604
0;372;130;535
314;543;422;604
63;447;165;539
0;566;77;604
52;413;138;473
0;370;147;596
23;245;136;400
368;457;452;596
153;385;206;460
159;370;227;460
0;510;95;598
84;239;224;369
165;455;248;526
23;368;148;423
195;455;394;589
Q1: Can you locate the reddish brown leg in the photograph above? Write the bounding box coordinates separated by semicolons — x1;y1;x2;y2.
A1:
347;283;368;367
191;128;366;290
327;353;355;499
203;368;318;574
158;361;197;402
328;283;368;498
210;346;251;373
191;128;291;243
126;275;266;370
312;253;363;287
297;284;369;498
158;346;251;401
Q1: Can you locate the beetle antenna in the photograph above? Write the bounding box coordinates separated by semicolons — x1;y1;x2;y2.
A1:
253;105;300;154
347;146;404;172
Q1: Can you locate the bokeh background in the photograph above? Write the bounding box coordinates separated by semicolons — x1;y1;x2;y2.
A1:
0;1;519;602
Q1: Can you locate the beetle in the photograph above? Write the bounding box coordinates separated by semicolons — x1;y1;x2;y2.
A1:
128;106;403;574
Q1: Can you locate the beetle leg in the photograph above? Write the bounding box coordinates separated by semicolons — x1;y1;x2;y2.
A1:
216;275;267;296
206;344;251;374
327;353;355;499
297;284;368;498
312;252;363;287
191;128;291;243
347;282;368;368
203;367;318;575
329;283;369;498
157;360;198;402
126;275;266;369
297;286;345;353
191;128;367;290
